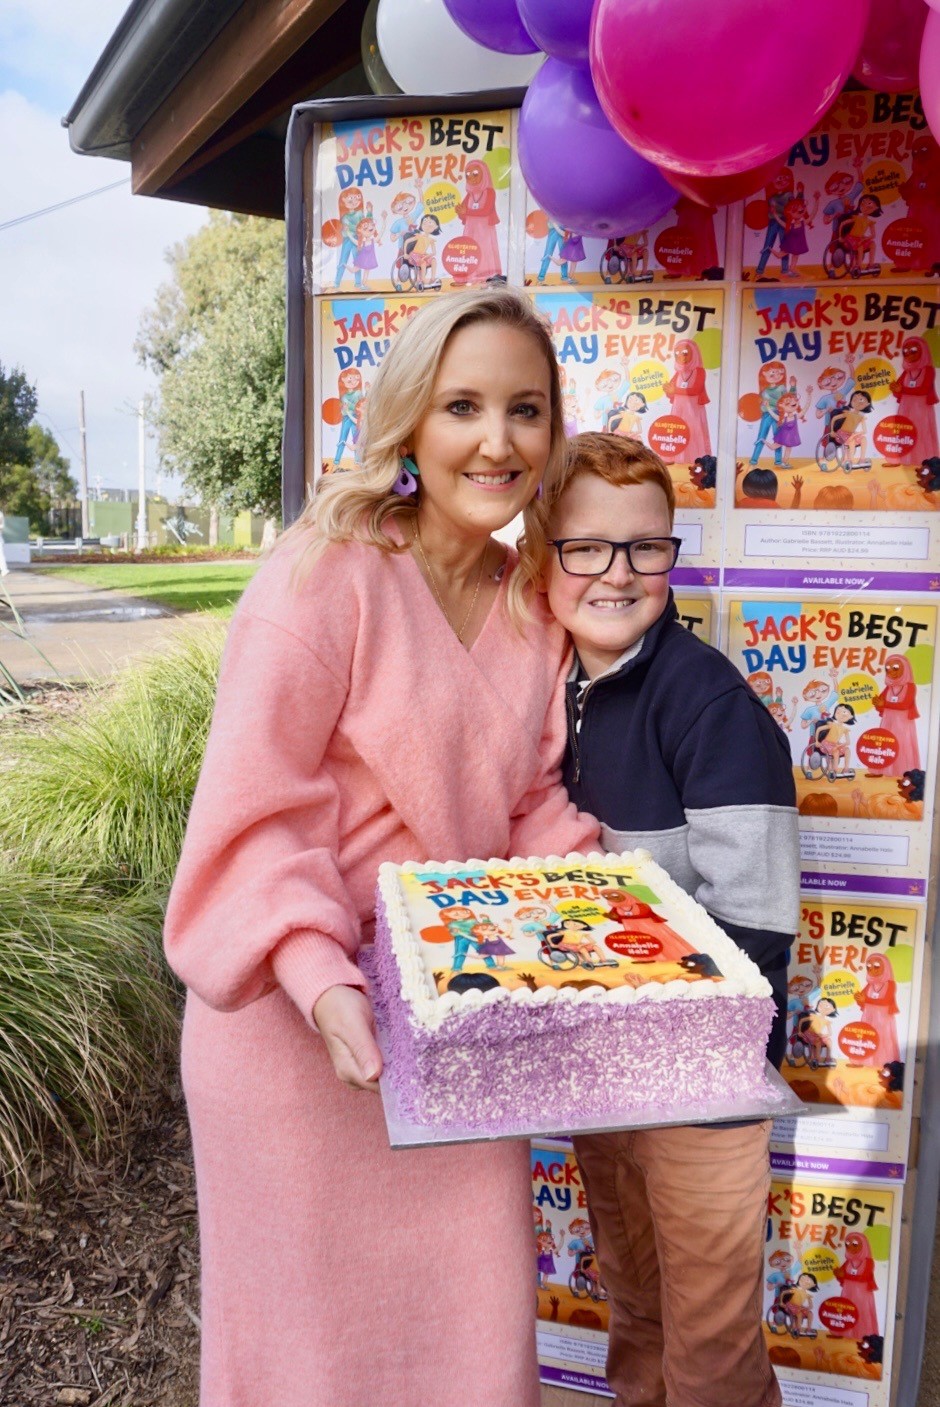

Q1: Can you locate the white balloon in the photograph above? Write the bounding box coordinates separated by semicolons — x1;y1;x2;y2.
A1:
377;0;542;94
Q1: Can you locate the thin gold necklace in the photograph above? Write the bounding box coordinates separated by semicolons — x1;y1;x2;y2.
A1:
414;525;487;642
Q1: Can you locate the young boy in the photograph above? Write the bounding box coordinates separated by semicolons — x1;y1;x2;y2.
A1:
530;432;799;1407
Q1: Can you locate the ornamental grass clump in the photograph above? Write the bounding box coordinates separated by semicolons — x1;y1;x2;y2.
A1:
1;622;225;891
0;869;179;1193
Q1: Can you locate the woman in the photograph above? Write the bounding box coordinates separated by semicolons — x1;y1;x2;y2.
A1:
164;288;597;1406
662;339;711;462
870;654;921;776
856;953;900;1068
887;336;939;465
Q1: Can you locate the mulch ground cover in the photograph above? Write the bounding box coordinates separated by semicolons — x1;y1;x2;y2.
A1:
1;1093;199;1407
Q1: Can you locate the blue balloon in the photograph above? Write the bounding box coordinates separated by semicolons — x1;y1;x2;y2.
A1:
443;0;539;54
518;59;676;237
518;0;595;62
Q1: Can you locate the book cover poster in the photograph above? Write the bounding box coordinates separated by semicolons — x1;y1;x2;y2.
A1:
673;593;714;645
763;1177;898;1402
532;1140;612;1397
318;295;430;472
770;898;924;1180
726;598;935;824
522;186;726;287
532;288;724;576
735;286;940;525
742;91;940;285
311;112;512;295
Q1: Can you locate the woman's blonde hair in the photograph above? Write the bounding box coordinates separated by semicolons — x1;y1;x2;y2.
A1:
514;431;675;606
282;287;566;607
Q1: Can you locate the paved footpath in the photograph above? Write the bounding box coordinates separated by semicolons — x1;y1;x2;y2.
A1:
1;568;212;683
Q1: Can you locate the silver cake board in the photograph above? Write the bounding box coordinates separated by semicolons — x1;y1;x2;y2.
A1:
366;990;818;1149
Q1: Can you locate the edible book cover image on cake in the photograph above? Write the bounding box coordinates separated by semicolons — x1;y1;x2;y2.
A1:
366;852;784;1135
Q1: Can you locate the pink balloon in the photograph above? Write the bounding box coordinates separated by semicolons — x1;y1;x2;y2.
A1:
922;9;940;146
853;0;925;91
664;156;788;209
590;0;871;177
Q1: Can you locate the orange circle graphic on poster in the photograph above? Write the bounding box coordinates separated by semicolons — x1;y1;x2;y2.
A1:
744;198;769;232
419;924;455;944
856;727;899;771
738;391;762;422
881;218;926;270
838;1021;880;1062
526;209;549;240
321;219;343;247
648;415;691;461
321;397;342;426
873;414;917;459
605;931;662;960
442;236;481;284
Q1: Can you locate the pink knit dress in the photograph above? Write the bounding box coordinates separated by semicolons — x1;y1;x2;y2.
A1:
164;537;598;1407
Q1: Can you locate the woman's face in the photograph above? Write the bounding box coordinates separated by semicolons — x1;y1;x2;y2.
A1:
409;321;553;542
765;364;786;386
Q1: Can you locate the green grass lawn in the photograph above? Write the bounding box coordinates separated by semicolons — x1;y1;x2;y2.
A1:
41;562;258;614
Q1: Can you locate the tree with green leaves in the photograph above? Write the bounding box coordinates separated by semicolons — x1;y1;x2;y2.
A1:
137;213;285;527
0;365;77;534
0;364;38;473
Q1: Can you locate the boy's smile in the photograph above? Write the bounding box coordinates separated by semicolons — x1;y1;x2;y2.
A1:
543;476;674;679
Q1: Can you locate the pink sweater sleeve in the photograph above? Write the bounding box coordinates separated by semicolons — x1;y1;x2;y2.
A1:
508;644;599;859
164;602;364;1025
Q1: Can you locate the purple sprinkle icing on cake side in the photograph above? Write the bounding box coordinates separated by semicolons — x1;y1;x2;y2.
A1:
362;891;775;1135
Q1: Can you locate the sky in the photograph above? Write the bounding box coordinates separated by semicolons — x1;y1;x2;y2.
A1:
0;0;208;497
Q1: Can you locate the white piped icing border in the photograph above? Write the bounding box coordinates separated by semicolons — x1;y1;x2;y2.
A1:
377;851;772;1032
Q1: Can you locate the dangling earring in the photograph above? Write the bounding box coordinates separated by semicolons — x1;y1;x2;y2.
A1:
392;455;420;497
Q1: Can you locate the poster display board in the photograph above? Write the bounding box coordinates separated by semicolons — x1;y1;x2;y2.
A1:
763;1176;902;1407
726;285;940;590
741;92;940;287
724;595;938;896
531;287;725;579
532;1140;612;1398
295;92;940;1407
770;897;926;1181
311;111;514;295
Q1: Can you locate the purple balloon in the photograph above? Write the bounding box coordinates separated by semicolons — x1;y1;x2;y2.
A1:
442;0;539;54
517;0;595;62
519;59;676;237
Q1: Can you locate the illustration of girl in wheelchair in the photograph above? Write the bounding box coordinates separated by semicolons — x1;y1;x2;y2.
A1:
805;702;857;782
539;918;618;972
567;1220;607;1302
391;212;442;292
767;1272;819;1337
787;997;838;1070
815;391;873;473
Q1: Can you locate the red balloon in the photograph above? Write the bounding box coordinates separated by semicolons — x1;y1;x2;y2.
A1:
664;156;789;209
590;0;871;177
853;0;925;91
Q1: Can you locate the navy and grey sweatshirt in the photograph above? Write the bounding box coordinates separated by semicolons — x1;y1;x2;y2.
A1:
562;593;800;1065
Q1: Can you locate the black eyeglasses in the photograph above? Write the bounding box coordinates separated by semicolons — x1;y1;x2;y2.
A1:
548;537;682;576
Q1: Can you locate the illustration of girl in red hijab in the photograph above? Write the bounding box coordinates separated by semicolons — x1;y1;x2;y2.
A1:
855;954;900;1067
662;340;711;463
869;655;921;776
455;160;502;283
598;890;696;962
831;1232;880;1339
887;337;939;465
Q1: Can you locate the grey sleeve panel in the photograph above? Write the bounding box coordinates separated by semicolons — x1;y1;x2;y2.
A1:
600;822;701;898
684;803;801;935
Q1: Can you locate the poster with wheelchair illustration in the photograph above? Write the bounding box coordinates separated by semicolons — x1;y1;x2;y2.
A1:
762;1176;899;1402
532;1139;612;1397
741;91;940;286
769;898;924;1181
725;597;938;895
319;295;434;471
531;287;724;578
522;184;726;287
311;111;513;295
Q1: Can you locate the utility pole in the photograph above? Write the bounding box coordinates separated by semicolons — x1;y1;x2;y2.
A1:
78;390;90;537
136;400;147;552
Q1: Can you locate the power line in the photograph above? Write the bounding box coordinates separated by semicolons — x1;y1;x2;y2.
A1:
0;178;130;234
